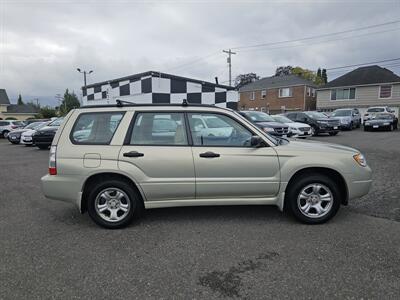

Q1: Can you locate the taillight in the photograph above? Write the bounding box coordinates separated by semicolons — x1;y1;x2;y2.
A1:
49;145;57;175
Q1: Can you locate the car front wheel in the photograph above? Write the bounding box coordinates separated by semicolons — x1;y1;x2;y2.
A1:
286;174;341;224
87;180;142;229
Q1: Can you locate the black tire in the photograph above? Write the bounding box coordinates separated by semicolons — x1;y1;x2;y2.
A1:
311;126;318;136
349;122;353;130
357;121;361;128
285;174;341;224
389;124;394;131
37;144;49;150
329;132;338;136
2;130;10;138
87;179;142;229
364;127;368;131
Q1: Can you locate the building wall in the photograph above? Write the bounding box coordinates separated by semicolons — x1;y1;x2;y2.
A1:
83;75;238;109
0;104;8;113
238;85;316;113
317;83;400;111
0;113;37;120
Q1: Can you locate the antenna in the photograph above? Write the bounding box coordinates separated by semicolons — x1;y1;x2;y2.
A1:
182;99;189;107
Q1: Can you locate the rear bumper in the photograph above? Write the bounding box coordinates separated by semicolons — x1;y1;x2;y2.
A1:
41;174;83;208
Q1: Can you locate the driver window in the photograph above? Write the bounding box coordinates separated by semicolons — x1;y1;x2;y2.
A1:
188;113;253;147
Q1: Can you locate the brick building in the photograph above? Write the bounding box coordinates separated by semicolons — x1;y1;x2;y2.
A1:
238;75;317;114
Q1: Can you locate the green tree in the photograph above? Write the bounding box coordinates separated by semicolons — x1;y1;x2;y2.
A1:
234;73;260;89
17;94;24;105
321;69;328;84
39;106;57;119
275;66;293;76
59;89;80;116
317;68;322;78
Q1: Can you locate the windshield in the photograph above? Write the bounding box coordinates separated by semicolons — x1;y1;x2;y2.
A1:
242;111;275;122
332;110;351;117
48;118;64;127
367;107;384;113
272;115;293;123
25;122;44;129
374;113;392;120
305;111;327;119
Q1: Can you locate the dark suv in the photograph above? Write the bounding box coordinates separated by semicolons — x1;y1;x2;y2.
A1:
285;111;340;136
238;111;290;137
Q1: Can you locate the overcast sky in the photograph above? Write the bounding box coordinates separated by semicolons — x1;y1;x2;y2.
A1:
0;0;399;105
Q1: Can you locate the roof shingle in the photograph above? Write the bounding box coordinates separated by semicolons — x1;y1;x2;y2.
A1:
239;74;317;92
5;104;39;114
321;65;400;89
0;89;10;105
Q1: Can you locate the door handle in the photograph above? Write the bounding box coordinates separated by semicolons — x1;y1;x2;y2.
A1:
123;151;144;158
199;151;220;158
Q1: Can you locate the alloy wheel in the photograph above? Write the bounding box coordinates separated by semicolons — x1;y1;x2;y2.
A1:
95;188;131;222
297;183;333;218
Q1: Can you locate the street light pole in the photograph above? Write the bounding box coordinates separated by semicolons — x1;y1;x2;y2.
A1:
76;68;93;88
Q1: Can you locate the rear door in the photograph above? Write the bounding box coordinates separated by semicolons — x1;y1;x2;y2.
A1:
118;112;195;202
187;112;280;199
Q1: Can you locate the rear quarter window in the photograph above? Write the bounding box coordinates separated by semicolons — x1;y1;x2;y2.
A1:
71;112;124;144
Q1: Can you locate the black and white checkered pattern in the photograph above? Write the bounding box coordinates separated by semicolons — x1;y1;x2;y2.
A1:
82;72;238;109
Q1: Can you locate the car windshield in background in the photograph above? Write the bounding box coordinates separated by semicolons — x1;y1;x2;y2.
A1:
367;108;385;113
25;122;44;129
305;111;327;119
332;110;351;117
13;121;24;126
272;115;293;123
243;111;275;122
49;118;64;127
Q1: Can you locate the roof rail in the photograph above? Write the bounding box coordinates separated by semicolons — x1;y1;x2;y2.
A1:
116;99;136;107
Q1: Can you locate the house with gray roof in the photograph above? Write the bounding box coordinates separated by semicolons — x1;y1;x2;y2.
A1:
238;74;317;113
0;89;39;120
316;65;400;117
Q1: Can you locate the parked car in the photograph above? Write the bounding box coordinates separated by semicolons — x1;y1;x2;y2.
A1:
7;121;47;144
271;114;312;138
20;122;51;146
41;103;372;228
238;111;290;137
33;117;64;149
364;113;398;131
0;120;25;138
331;108;361;130
363;106;395;124
24;118;50;125
285;111;340;136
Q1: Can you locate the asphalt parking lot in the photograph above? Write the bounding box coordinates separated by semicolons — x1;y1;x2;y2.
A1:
1;130;399;299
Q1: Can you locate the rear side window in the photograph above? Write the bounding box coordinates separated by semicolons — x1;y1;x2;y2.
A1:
0;121;8;126
71;112;124;144
129;112;187;145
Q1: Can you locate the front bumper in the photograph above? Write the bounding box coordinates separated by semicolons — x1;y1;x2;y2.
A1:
345;165;373;201
33;135;54;145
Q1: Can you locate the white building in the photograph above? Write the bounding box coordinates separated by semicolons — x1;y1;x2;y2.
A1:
82;71;238;109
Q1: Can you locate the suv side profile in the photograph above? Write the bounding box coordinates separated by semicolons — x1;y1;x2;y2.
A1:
41;103;372;229
285;111;340;136
0;120;25;138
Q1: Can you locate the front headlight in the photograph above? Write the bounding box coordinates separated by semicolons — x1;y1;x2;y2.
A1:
353;153;367;167
263;127;275;133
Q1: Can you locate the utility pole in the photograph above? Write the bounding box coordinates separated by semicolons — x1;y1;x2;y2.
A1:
223;49;236;86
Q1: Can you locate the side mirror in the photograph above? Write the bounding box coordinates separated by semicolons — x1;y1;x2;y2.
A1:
250;135;265;148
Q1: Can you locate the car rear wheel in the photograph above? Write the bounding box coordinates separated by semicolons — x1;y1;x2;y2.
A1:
87;180;142;229
285;174;341;224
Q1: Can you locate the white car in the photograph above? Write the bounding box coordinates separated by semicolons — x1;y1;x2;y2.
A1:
20;122;50;145
364;106;395;123
272;114;312;138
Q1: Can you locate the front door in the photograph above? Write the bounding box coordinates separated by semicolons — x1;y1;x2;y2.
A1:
187;112;280;199
118;112;195;202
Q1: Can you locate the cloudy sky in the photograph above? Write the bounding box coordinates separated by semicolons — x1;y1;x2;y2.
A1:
0;0;399;105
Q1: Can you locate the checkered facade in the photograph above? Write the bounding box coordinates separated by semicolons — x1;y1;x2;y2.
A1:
82;72;238;109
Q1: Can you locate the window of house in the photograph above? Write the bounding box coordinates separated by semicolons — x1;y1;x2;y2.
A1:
279;87;292;98
307;87;311;96
331;88;356;100
261;89;267;98
250;91;255;100
311;88;316;97
379;85;392;98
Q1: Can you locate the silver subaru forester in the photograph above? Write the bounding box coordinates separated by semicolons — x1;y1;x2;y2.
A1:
41;103;372;228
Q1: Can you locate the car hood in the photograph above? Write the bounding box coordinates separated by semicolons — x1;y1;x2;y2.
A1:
277;139;359;155
287;122;311;129
36;126;58;133
255;121;288;128
9;129;29;134
365;119;392;123
333;116;351;121
21;129;36;136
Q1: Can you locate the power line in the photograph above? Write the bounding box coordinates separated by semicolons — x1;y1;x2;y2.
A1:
230;19;400;50
326;58;400;70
